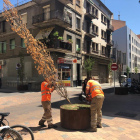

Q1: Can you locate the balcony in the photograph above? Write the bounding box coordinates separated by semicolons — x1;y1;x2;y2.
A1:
85;28;97;38
58;0;72;5
107;24;114;32
107;40;114;46
85;7;97;19
46;39;72;53
32;10;72;28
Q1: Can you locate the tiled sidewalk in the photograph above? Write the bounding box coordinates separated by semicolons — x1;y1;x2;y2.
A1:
0;87;140;140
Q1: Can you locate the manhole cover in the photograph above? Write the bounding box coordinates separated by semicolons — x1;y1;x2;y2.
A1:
115;112;137;118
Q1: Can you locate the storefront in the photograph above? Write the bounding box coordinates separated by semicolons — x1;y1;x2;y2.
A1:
57;57;77;87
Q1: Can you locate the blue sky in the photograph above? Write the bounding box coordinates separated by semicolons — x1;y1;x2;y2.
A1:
1;0;140;35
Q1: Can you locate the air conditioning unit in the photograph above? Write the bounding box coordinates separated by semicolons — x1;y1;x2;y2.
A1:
0;60;6;66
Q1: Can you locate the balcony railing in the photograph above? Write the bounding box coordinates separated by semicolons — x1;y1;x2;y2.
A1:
32;10;72;25
85;8;97;19
86;28;97;38
107;24;114;32
47;39;72;52
107;40;114;46
99;50;111;58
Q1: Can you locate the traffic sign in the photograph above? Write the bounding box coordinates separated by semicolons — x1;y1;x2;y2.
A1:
111;63;118;71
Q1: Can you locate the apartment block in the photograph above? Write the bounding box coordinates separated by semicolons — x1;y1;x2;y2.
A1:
0;0;114;88
112;20;140;73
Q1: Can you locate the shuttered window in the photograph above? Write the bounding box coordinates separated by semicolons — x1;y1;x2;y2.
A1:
21;38;26;48
10;39;15;49
0;41;6;53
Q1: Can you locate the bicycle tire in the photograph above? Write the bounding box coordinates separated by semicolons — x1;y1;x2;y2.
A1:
10;125;34;140
1;128;23;140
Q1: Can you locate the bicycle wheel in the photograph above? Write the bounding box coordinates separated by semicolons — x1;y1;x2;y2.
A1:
1;128;23;140
10;125;34;140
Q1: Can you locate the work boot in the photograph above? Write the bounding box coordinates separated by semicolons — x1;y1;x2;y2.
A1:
97;124;102;128
87;127;97;132
48;124;57;129
38;120;46;127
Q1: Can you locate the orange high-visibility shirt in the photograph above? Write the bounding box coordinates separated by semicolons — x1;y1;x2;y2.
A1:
41;81;54;101
86;80;104;98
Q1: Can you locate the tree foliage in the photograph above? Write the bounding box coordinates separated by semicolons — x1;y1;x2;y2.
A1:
126;66;130;78
134;67;138;74
83;57;95;78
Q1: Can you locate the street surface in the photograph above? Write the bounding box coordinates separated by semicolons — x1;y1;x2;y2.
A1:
0;83;140;140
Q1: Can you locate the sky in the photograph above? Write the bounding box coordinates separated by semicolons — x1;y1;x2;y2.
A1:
0;0;140;35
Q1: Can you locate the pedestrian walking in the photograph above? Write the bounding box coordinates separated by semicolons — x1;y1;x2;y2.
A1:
39;80;57;128
86;77;104;132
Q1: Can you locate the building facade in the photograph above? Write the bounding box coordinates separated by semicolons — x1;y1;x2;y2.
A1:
0;0;114;88
112;20;140;73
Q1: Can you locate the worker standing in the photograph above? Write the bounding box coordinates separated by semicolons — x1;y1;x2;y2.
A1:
86;77;104;132
39;80;57;128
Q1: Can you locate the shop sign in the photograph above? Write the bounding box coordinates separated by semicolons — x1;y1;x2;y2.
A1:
57;58;77;64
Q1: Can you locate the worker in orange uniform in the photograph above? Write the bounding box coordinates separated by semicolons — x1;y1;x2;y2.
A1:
86;77;104;132
39;80;57;128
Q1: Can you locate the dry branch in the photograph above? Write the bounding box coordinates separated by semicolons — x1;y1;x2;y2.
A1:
2;0;71;103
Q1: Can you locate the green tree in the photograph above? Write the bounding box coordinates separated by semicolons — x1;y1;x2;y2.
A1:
18;52;25;85
126;66;130;78
83;57;95;79
134;67;138;74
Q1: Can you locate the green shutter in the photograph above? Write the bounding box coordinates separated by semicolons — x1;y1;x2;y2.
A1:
21;38;26;48
3;41;6;53
0;42;2;54
10;39;15;49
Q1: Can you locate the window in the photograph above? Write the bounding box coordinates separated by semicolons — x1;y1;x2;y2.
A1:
95;9;98;17
130;62;131;68
92;42;98;52
21;13;27;24
0;41;6;53
102;46;105;54
129;53;131;59
2;20;6;32
76;39;80;51
67;35;72;41
76;17;80;30
67;11;72;25
92;24;98;34
123;53;126;65
129;35;131;41
21;38;26;48
101;14;106;24
129;44;131;50
101;30;106;39
132;45;133;51
76;0;80;6
132;37;133;43
10;39;15;49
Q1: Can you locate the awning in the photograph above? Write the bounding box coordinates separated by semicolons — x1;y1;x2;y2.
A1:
35;27;54;40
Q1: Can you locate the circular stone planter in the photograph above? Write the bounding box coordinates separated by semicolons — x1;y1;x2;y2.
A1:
60;104;91;130
17;85;28;91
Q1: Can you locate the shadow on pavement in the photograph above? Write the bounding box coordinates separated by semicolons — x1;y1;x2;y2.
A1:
28;126;48;133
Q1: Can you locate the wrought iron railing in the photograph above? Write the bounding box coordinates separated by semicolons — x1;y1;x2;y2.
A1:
107;24;114;31
107;40;114;46
32;10;72;25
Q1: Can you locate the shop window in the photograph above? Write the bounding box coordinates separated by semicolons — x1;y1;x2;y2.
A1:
0;41;6;53
10;39;15;49
21;38;26;48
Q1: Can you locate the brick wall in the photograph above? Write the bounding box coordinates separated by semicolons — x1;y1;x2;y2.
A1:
112;20;126;31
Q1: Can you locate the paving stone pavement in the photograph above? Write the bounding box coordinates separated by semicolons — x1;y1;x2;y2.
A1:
0;83;140;140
